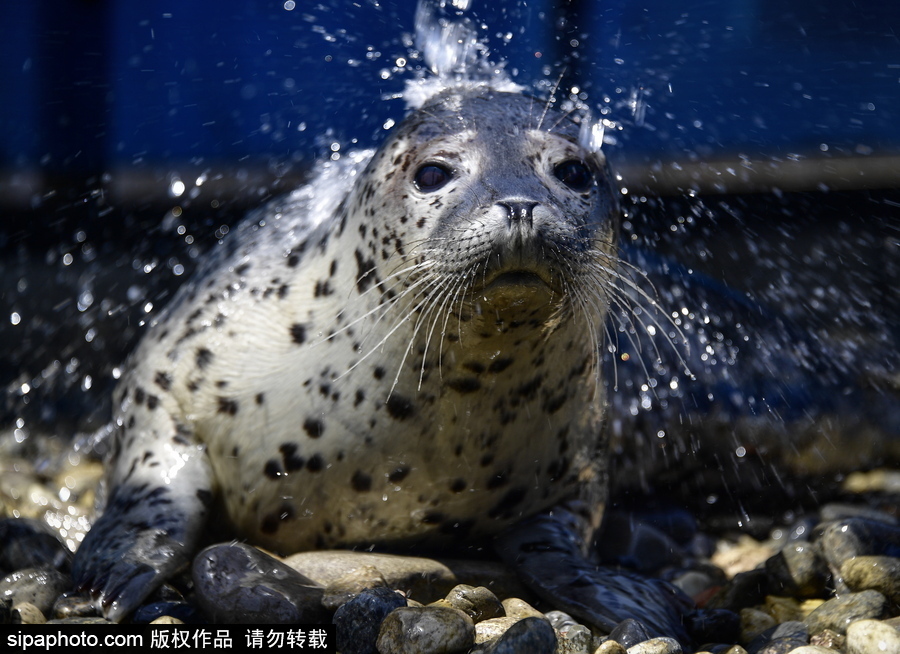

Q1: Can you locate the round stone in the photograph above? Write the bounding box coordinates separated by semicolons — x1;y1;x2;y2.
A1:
844;619;900;654
376;606;475;654
333;586;408;654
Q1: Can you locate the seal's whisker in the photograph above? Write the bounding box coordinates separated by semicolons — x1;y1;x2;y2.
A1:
326;263;437;344
340;271;448;385
422;269;474;385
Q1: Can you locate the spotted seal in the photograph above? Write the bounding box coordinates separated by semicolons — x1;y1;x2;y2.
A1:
72;83;691;637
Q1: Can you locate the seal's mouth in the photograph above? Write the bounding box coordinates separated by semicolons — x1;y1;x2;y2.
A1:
485;270;549;291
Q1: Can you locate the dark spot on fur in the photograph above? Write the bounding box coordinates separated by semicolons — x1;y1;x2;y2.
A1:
421;511;445;525
355;249;377;292
351;470;372;492
196;489;214;508
255;393;265;405
450;479;466;493
280;443;306;472
487;472;508;490
154;371;172;391
488;358;514;373
146;394;160;411
290;323;307;344
287;253;300;267
235;263;250;276
462;361;485;374
306;454;325;472
196;348;213;370
544;393;568;414
388;466;410;483
480;453;494;467
264;459;283;479
278;283;290;299
215;380;228;388
488;487;528;519
373;367;385;380
217;397;239;415
303;418;324;439
134;387;146;405
314;280;333;297
547;457;571;481
354;389;366;407
386;395;415;420
446;377;481;394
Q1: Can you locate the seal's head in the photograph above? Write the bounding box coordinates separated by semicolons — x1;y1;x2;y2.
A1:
350;86;619;338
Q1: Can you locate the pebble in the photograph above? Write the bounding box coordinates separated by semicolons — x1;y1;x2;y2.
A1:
556;622;594;654
191;542;328;624
623;636;682;654
45;616;113;624
0;518;70;574
474;616;557;654
376;606;475;654
431;584;504;622
545;610;582;631
594;641;627;654
50;592;98;620
151;616;185;624
840;556;900;604
12;602;46;624
321;565;389;610
842;469;900;494
745;620;808;654
501;597;544;620
808;628;843;649
285;550;458;604
785;647;836;654
844;619;900;654
132;601;204;624
739;608;777;644
474;616;521;643
333;587;408;654
803;590;889;635
817;518;900;590
706;569;769;612
672;570;718;599
762;596;804;624
0;567;71;614
712;536;777;579
764;543;829;599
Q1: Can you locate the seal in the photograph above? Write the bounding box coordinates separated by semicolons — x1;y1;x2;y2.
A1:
72;83;691;637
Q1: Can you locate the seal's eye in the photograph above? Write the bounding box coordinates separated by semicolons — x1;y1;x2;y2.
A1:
554;160;593;193
414;164;452;192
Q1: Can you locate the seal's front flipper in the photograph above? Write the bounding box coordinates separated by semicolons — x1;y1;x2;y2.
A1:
72;422;214;622
495;505;693;645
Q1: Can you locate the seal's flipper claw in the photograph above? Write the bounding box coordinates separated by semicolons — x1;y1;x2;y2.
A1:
496;508;694;646
72;418;213;622
72;487;196;621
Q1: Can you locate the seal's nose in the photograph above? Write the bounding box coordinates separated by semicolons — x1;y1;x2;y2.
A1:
497;201;538;228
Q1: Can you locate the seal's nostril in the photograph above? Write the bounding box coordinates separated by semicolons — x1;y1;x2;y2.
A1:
498;201;538;227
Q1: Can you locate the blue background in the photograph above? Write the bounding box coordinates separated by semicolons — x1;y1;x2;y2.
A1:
2;0;898;180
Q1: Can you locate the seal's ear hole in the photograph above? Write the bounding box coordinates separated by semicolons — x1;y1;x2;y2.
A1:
414;164;453;192
553;160;593;193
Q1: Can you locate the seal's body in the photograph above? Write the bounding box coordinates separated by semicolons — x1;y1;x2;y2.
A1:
74;86;689;638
